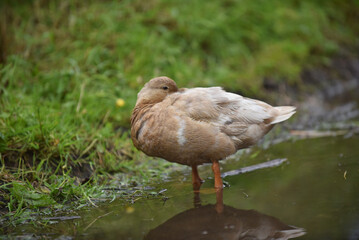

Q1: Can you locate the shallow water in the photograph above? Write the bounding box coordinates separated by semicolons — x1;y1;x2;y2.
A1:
6;134;359;239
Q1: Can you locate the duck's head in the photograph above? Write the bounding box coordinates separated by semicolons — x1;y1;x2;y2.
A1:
136;76;178;105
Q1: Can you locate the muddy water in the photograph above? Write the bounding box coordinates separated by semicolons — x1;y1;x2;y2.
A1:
7;134;359;239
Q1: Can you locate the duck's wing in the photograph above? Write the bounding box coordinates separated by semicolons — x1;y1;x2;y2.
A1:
173;87;285;124
172;87;296;140
167;87;295;154
171;87;225;121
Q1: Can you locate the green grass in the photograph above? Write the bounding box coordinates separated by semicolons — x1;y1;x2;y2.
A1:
0;0;358;224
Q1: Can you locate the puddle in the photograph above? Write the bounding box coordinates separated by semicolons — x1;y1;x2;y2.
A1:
4;134;359;240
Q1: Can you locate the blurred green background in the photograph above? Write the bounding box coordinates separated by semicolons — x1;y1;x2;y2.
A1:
0;0;358;215
1;0;358;125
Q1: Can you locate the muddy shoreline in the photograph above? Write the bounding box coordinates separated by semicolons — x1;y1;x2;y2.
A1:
268;55;359;131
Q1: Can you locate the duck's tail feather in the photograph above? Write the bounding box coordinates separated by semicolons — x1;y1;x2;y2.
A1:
271;106;296;124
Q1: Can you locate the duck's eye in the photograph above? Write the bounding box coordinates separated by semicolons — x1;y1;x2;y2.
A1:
162;86;169;90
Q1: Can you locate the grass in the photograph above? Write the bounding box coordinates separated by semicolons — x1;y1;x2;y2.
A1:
0;0;358;226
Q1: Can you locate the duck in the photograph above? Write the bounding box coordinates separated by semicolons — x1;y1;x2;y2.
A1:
130;76;296;189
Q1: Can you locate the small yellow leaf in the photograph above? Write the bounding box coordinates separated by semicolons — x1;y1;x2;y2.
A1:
39;186;51;193
116;98;125;107
344;170;347;180
125;206;135;214
53;139;60;146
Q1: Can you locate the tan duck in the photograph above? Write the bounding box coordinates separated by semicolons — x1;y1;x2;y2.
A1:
130;76;296;189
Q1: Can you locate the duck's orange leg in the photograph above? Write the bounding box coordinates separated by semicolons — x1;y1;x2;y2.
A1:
215;188;224;213
212;161;223;189
191;165;203;191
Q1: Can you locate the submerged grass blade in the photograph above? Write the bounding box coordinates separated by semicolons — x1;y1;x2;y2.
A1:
221;158;288;178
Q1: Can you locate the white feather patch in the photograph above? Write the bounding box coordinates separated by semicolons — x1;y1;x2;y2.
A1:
175;116;186;146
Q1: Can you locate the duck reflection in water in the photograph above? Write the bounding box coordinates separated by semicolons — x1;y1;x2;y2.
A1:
145;189;306;240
